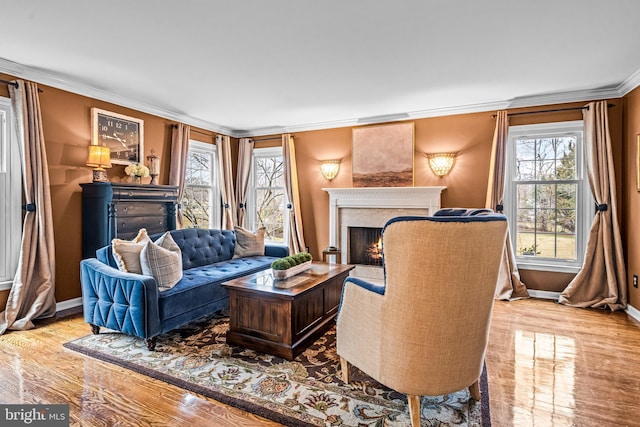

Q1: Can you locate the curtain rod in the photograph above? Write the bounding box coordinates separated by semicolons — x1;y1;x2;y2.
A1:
0;78;19;89
171;124;215;137
491;103;614;118
251;136;282;142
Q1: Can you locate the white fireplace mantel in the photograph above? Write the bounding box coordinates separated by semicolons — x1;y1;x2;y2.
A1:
322;187;446;263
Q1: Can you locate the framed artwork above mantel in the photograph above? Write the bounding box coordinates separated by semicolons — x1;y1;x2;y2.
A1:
352;122;414;187
91;107;144;165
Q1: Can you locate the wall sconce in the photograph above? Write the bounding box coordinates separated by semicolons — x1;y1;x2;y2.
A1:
86;145;112;182
320;159;341;180
146;148;160;185
426;153;456;177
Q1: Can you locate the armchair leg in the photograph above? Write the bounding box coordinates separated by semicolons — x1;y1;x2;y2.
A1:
340;357;350;384
407;394;421;427
469;380;481;401
90;324;100;335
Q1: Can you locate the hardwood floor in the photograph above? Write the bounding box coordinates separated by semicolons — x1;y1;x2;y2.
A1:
1;298;639;426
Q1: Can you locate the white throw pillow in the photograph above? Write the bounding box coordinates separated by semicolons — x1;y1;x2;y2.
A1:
140;232;183;289
112;229;151;274
232;226;265;259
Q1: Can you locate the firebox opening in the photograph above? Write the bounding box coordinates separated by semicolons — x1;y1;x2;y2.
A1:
348;227;383;266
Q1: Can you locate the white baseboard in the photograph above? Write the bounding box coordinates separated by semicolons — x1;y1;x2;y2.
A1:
626;304;640;324
56;297;82;313
526;289;560;300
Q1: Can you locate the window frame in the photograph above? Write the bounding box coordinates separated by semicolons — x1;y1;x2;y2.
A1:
504;120;593;273
0;97;22;289
248;146;289;245
182;140;220;229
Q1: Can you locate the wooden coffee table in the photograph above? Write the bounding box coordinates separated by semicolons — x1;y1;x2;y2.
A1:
222;262;355;360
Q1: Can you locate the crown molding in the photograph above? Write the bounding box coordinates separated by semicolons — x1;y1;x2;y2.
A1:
618;68;640;96
3;57;640;138
0;57;237;137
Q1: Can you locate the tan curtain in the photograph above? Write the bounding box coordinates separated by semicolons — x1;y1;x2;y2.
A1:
282;134;306;253
486;110;529;300
235;138;253;228
0;80;56;334
169;123;190;228
559;101;627;310
216;135;235;230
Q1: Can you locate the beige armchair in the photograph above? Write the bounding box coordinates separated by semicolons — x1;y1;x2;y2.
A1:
336;213;507;426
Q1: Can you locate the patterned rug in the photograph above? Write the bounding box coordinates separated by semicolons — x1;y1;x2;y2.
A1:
64;314;490;426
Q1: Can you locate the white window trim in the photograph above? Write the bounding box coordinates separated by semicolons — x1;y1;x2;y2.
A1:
0;97;22;290
505;120;593;274
248;146;289;245
185;140;220;229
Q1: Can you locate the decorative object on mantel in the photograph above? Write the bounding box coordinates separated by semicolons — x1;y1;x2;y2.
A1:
352;122;414;187
320;159;341;180
271;252;313;279
427;152;457;177
124;163;150;184
86;144;112;182
146;148;160;185
91;107;144;165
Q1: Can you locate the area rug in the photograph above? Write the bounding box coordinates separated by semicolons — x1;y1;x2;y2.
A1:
64;314;490;426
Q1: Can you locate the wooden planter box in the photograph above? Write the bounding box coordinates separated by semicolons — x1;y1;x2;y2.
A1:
272;261;312;280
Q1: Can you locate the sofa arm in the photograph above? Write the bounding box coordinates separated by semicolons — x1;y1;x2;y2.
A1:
265;244;289;258
80;258;161;339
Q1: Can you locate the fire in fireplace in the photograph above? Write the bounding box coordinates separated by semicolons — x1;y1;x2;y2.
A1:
348;227;383;266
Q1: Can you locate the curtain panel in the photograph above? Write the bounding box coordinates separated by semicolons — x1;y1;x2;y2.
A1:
235;138;253;228
559;101;627;310
169;123;190;229
0;80;56;334
486;110;529;300
216;135;236;230
282;134;306;253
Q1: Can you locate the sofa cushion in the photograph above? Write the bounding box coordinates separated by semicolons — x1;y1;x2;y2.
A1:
111;229;151;273
157;255;280;321
232;226;265;259
141;232;183;289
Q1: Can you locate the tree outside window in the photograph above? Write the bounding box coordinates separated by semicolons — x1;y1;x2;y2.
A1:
182;141;219;229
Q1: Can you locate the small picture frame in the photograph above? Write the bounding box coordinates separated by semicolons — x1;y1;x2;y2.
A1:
91;108;144;165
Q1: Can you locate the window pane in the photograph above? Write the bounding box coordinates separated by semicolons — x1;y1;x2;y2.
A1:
516;160;535;181
255;157;284;187
186;151;211;185
182;187;211;228
256;188;284;242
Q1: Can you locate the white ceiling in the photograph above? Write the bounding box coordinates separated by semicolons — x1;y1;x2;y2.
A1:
2;0;640;137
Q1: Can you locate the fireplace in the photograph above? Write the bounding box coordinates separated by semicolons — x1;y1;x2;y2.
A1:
348;227;383;266
323;187;445;281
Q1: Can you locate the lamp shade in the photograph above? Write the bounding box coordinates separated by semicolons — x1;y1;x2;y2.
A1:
427;153;456;177
86;145;112;168
320;160;341;180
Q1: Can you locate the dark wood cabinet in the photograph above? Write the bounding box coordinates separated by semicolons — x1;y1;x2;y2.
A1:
80;182;178;259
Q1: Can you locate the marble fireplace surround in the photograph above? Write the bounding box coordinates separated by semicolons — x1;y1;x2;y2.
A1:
323;187;446;278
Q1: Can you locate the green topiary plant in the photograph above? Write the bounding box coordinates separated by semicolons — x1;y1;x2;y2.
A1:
271;252;313;270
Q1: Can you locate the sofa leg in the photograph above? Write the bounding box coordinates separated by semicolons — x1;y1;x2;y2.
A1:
146;337;157;351
90;324;100;335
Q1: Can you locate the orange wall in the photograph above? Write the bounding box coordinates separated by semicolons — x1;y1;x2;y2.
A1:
624;87;640;309
0;71;631;306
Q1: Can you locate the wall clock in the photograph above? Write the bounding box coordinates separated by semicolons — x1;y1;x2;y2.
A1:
91;107;144;165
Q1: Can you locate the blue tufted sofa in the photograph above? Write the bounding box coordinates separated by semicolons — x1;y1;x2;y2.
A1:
80;228;289;350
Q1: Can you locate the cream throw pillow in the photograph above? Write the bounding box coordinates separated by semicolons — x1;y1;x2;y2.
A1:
140;232;183;289
232;226;266;259
112;229;151;274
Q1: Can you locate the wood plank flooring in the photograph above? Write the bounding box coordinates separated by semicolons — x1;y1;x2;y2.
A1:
1;298;639;426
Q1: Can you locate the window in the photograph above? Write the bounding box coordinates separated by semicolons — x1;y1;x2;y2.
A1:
0;97;21;289
248;147;288;244
505;121;592;273
182;140;219;229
